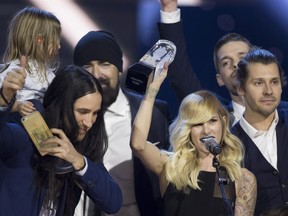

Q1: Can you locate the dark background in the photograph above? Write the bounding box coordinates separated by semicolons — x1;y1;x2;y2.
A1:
1;0;287;118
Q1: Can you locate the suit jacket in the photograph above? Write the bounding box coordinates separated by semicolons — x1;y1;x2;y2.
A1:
232;110;288;215
158;21;202;103
0;103;122;216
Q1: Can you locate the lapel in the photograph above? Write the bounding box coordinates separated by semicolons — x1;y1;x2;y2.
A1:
122;89;142;123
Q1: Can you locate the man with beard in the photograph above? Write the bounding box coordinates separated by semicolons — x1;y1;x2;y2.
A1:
232;48;288;215
73;31;171;216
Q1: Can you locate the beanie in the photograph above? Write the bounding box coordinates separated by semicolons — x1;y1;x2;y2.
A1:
73;31;123;72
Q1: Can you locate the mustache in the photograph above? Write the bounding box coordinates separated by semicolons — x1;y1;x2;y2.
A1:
260;96;277;101
98;78;109;85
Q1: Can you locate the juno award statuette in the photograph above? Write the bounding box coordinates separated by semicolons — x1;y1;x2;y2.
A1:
125;39;176;94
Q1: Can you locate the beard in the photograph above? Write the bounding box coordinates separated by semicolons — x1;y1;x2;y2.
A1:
247;96;279;118
101;81;120;108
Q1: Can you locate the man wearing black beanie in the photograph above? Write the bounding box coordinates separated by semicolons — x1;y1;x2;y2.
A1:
73;31;123;72
73;31;123;108
73;30;171;216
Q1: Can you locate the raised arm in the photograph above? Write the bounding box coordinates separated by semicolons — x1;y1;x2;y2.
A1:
160;0;177;12
0;57;26;107
234;168;257;216
130;64;169;177
158;0;202;102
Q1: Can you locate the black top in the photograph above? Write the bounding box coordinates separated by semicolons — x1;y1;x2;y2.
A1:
162;170;235;216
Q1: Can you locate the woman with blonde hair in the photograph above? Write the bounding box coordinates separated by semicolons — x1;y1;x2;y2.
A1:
130;64;257;216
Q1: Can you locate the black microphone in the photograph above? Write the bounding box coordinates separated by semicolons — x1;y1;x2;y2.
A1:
200;136;222;155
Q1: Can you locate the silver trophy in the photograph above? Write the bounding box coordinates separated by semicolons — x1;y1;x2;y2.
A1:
125;39;176;94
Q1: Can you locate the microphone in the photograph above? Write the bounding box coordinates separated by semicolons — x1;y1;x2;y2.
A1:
200;136;222;155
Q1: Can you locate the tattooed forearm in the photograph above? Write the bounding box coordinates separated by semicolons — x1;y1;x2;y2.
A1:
234;169;257;216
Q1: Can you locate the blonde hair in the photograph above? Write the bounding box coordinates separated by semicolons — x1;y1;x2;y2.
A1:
3;7;61;80
165;90;244;192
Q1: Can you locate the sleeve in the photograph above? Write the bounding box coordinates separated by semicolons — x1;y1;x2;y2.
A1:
74;158;122;214
158;21;202;102
0;67;9;89
0;103;30;159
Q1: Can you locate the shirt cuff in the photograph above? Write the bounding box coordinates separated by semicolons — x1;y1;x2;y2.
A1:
160;8;181;24
75;156;88;176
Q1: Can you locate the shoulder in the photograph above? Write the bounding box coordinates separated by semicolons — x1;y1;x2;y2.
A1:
123;89;142;102
278;100;288;110
277;109;288;124
240;168;256;181
124;89;168;107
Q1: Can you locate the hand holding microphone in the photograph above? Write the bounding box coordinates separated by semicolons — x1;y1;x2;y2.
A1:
200;136;222;155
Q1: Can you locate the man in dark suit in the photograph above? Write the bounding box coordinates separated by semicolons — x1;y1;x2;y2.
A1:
73;31;170;216
232;48;288;215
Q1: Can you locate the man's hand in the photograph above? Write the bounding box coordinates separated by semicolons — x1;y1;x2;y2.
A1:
0;56;27;105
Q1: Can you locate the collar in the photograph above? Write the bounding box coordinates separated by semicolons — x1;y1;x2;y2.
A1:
231;101;245;119
239;110;279;138
106;88;129;116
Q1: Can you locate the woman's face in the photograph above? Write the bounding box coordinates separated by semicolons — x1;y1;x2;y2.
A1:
190;114;224;157
73;92;102;141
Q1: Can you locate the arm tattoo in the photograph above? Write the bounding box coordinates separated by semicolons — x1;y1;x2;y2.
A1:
234;171;257;216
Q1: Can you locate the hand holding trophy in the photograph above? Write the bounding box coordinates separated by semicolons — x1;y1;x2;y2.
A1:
125;39;176;94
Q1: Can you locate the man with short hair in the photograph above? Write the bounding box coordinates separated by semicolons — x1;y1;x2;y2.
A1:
232;48;288;215
159;0;288;126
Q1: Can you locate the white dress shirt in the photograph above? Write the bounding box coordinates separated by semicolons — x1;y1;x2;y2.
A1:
102;89;139;216
239;111;279;170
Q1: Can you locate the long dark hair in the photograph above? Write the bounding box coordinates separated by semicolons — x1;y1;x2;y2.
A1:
35;65;108;214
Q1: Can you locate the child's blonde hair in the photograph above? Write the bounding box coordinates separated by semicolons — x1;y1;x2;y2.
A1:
4;7;61;79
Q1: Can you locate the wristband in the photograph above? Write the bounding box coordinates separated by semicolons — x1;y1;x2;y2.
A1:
0;87;15;105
